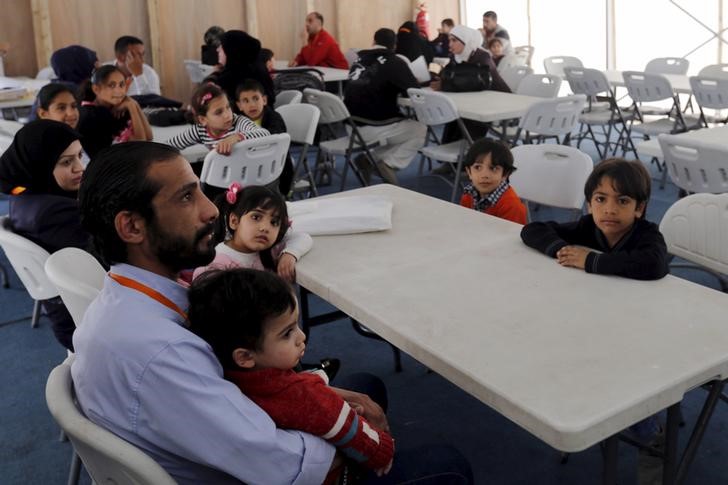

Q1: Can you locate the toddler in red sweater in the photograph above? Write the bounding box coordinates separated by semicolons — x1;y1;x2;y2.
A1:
188;268;395;484
459;138;527;224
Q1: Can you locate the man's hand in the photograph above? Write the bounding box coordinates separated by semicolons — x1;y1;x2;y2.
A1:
125;50;144;77
556;245;590;270
332;387;389;432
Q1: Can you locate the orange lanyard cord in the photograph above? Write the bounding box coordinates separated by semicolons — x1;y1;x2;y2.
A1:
108;273;188;322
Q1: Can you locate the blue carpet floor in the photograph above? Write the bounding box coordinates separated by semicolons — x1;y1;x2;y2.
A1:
1;136;727;484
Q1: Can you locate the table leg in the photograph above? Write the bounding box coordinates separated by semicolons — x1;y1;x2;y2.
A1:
675;380;726;485
662;403;681;485
602;435;619;485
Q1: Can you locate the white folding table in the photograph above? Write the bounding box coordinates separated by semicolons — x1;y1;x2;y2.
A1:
603;70;692;94
296;184;728;484
635;125;728;160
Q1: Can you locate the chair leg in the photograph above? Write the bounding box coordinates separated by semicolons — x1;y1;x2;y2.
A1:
31;300;41;328
67;451;82;485
351;320;403;373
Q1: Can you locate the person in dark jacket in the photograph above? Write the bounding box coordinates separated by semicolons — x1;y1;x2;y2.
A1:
395;21;434;64
343;28;426;185
521;158;669;281
206;30;275;109
0;120;92;350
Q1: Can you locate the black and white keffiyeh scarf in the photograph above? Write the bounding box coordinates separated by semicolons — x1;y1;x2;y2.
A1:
463;180;510;212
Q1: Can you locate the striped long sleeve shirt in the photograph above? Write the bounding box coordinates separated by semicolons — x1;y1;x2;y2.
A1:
165;114;270;151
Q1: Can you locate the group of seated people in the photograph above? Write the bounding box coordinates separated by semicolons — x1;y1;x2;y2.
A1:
0;8;672;485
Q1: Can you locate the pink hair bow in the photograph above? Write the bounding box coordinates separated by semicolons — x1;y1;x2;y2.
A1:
200;92;213;105
226;182;243;204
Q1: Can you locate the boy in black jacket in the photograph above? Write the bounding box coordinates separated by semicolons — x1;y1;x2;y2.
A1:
520;158;669;280
235;79;293;195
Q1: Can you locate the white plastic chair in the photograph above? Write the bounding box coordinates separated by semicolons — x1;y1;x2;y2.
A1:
543;56;583;78
516;74;562;98
514;45;535;67
344;48;360;67
689;76;728;126
302;88;385;190
497;53;526;70
498;65;533;92
407;88;473;202
563;67;637;159
0;217;57;328
46;358;177;485
36;66;56;80
183;59;213;84
698;64;728;80
512;94;587;145
510;144;594;221
276;103;320;197
658;134;728;194
622;71;691;136
645;57;689;75
44;248;105;328
273;90;303;109
659;193;728;291
200;133;291;188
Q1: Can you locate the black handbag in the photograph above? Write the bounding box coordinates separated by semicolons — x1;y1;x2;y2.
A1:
440;62;491;92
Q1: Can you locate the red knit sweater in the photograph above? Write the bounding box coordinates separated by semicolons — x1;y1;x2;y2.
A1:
294;29;348;69
460;185;527;224
227;368;394;475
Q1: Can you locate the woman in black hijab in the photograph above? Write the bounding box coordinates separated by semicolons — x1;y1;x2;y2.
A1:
51;44;98;87
396;21;434;64
206;30;275;109
0;120;91;351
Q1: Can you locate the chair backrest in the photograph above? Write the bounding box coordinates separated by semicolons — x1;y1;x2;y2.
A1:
46;359;177;485
183;59;206;83
660;193;728;276
274;69;325;93
0;217;57;300
563;67;611;97
36;66;56;80
344;48;360;66
689;76;728;110
658;134;728;194
510;144;593;210
514;45;535;67
200;133;291;188
44;248;105;327
543;56;583;78
498;65;533;92
302;88;350;124
645;57;689;75
406;88;460;126
518;94;587;136
698;63;728;80
516;73;562;98
275;103;320;145
622;71;674;103
273;89;303;109
497;53;526;70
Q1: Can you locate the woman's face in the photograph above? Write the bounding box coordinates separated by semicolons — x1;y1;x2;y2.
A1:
53;140;85;192
217;45;227;66
37;91;79;129
449;36;465;55
92;71;127;106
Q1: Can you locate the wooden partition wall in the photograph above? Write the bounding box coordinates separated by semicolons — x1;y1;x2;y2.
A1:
2;0;460;103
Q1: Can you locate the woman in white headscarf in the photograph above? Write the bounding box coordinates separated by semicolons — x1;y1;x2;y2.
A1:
438;24;510;92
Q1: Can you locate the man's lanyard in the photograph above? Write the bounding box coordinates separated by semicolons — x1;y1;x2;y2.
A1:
108;273;188;322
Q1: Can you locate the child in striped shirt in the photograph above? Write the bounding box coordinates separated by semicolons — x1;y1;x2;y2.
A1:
188;269;395;484
165;82;269;154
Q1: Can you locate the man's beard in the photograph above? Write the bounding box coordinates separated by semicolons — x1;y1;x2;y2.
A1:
148;220;216;273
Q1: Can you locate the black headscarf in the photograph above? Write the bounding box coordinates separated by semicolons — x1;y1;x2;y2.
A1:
0;120;81;198
396;21;434;63
50;45;98;86
209;30;275;107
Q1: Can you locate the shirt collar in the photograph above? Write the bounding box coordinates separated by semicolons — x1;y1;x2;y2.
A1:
109;263;189;316
463;180;510;212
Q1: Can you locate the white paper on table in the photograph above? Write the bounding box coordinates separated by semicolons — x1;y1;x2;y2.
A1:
287;195;393;236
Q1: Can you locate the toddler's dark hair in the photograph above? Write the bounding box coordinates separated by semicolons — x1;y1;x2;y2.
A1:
212;185;290;270
235;78;266;99
188;268;296;370
463;138;516;176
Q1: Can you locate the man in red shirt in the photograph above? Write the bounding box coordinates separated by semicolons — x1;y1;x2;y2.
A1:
289;12;348;69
